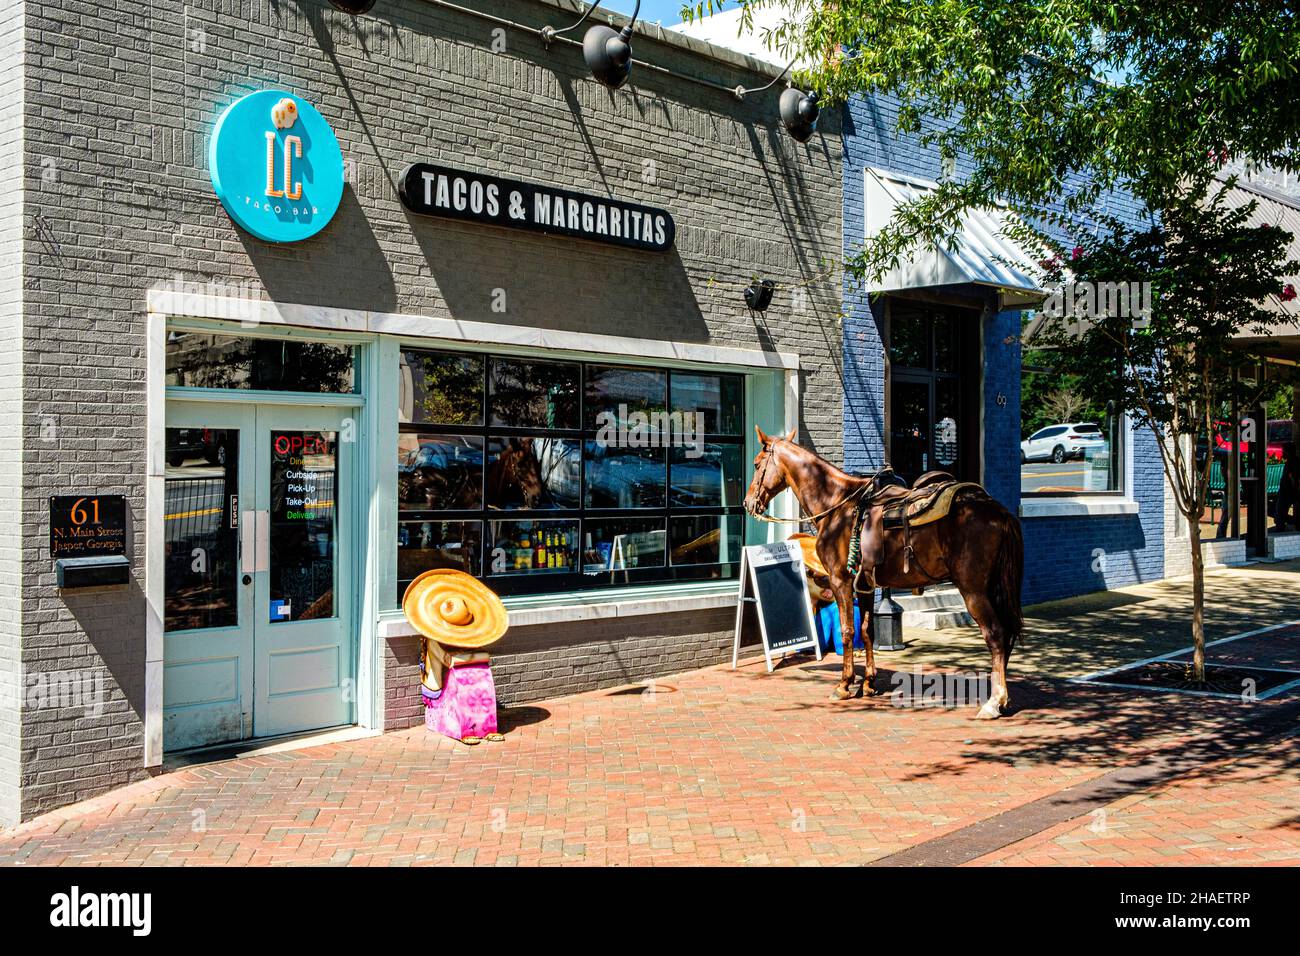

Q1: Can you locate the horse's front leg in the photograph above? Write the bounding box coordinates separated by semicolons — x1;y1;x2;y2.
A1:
860;588;876;692
830;576;859;701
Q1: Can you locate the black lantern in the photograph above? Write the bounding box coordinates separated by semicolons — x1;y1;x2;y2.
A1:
328;0;377;13
779;87;820;143
583;24;635;89
744;279;775;312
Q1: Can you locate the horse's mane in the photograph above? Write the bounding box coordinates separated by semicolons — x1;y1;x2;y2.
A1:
773;438;876;488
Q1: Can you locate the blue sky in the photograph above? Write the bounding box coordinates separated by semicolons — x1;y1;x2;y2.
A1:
603;1;700;27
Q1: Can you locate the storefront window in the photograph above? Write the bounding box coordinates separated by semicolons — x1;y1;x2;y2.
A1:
486;437;581;510
489;357;580;428
396;349;746;599
399;350;482;425
167;332;354;393
398;434;483;511
1021;354;1123;495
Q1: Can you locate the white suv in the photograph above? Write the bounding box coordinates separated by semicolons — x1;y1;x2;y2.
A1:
1021;423;1107;463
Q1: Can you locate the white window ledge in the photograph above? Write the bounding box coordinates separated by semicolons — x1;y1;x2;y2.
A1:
1020;497;1139;518
377;582;739;638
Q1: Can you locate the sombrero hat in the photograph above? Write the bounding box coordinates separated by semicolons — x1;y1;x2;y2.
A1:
787;532;828;577
402;569;509;649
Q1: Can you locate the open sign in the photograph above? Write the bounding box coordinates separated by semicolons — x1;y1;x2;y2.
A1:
274;433;330;457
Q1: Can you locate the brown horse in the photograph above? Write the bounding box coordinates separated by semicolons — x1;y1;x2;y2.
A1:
742;427;1024;719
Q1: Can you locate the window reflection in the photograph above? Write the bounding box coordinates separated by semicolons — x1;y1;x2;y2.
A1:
164;427;240;632
487;520;579;574
585;365;667;429
669;515;741;567
399;350;483;426
582;519;667;573
398;520;481;595
670;444;743;508
398;434;483;511
268;430;337;623
395;349;745;597
166;333;354;393
486;437;581;510
1021;355;1121;495
888;309;928;369
670;373;743;435
584;443;665;509
489;358;580;429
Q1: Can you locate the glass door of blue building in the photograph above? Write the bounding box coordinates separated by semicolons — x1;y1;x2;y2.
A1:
164;402;355;751
887;300;979;485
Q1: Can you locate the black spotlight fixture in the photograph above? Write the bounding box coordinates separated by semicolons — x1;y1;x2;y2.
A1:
779;86;820;143
584;24;635;89
744;279;776;312
583;0;640;90
328;0;377;13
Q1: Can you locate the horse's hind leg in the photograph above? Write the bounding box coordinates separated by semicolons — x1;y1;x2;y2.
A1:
962;592;1010;719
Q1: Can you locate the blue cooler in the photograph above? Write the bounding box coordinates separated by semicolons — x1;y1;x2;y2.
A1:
816;599;866;654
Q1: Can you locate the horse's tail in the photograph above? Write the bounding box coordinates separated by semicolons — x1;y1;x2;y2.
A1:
990;510;1025;650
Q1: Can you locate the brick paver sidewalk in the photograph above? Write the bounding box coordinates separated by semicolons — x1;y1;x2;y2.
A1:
1;562;1297;866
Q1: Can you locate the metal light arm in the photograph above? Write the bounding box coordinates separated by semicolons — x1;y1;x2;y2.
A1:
732;58;797;101
543;0;640;45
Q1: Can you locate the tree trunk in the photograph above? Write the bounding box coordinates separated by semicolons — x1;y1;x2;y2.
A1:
1187;515;1207;683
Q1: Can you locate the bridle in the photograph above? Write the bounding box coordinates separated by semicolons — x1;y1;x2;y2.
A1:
747;441;885;529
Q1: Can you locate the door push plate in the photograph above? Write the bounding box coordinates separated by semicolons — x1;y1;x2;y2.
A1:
255;509;270;574
241;511;256;574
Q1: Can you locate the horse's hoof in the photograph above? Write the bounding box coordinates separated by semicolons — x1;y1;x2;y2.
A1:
829;685;853;702
974;702;1002;720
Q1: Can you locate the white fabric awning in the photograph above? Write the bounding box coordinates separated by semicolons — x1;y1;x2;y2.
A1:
864;167;1046;297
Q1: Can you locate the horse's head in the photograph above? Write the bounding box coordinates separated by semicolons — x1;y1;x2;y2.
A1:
493;437;547;508
744;425;797;517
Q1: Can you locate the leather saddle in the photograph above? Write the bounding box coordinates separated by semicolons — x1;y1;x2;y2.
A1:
858;468;989;580
880;473;984;531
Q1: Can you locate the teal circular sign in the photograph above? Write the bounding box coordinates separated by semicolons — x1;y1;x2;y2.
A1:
209;90;345;243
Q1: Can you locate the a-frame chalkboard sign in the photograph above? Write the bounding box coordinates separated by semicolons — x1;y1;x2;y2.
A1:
731;540;823;673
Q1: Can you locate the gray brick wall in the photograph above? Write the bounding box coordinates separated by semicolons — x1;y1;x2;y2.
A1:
14;0;843;818
0;0;24;829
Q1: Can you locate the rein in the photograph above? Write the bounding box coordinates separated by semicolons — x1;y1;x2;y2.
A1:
749;447;890;527
748;482;871;525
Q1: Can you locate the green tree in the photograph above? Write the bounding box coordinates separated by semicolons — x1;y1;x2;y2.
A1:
1023;187;1297;682
682;0;1300;281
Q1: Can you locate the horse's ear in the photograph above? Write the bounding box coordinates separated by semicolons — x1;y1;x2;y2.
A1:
755;425;770;446
785;427;797;443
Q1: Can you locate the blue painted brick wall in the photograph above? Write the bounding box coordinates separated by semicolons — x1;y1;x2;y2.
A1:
841;93;1166;606
983;309;1023;513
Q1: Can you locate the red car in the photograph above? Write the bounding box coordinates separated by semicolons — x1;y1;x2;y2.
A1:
1211;419;1290;459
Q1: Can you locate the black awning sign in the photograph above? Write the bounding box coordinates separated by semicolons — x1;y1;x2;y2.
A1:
399;163;675;252
50;495;127;560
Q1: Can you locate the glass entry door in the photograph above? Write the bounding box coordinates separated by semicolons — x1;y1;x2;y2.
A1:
164;402;355;751
887;301;974;485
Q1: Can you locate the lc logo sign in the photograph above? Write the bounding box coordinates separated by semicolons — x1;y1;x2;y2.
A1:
209;90;344;243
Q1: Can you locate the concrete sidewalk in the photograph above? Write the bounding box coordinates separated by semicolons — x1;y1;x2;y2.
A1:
0;560;1296;866
882;558;1300;680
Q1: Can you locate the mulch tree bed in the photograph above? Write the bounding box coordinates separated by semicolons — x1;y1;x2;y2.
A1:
1081;660;1300;697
